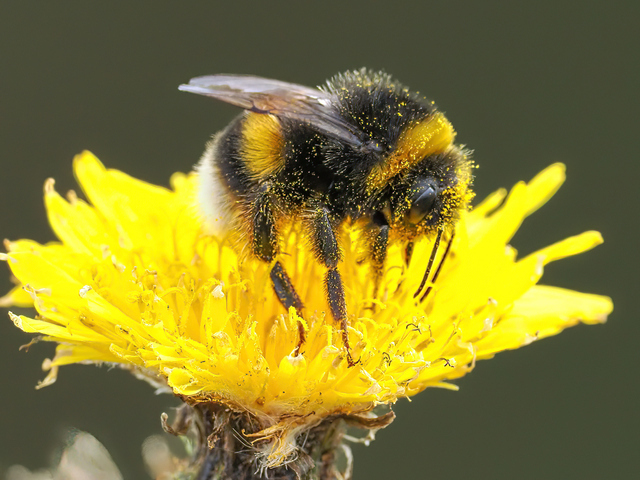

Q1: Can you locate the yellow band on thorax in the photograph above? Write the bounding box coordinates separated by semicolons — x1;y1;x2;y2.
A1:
241;113;285;179
366;112;455;192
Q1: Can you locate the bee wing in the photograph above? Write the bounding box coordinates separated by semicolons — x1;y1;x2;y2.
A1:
179;74;365;148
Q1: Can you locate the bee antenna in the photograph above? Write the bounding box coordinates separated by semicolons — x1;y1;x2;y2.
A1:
413;227;443;299
419;229;455;303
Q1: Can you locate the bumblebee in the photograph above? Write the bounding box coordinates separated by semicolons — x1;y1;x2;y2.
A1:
179;69;474;366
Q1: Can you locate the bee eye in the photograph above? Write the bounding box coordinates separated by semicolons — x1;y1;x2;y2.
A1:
408;182;437;224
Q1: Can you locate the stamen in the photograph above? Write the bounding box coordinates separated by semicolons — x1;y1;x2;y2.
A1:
420;229;455;303
413;228;443;298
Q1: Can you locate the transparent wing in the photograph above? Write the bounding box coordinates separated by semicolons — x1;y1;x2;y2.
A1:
179;74;366;148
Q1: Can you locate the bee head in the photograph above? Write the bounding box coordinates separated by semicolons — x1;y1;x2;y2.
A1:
387;148;475;239
405;178;439;224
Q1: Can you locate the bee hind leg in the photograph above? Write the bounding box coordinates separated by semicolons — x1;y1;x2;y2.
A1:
252;187;306;355
270;261;306;355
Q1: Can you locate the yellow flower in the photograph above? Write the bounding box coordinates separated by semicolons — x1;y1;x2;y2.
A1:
2;151;612;467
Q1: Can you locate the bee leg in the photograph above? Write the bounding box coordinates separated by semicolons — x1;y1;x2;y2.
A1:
370;221;389;299
310;206;359;367
325;267;358;366
252;188;306;355
252;186;279;262
270;261;306;355
270;262;304;312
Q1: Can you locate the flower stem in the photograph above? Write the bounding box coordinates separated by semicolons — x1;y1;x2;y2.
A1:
170;403;352;480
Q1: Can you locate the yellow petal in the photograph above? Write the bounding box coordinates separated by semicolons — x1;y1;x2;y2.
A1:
3;153;612;454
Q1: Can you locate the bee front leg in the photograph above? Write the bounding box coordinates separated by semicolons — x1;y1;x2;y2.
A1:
309;206;359;367
252;187;306;354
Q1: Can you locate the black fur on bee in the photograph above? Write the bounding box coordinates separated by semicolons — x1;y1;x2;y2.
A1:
180;69;474;366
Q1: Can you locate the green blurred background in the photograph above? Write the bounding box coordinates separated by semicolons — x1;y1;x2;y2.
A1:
0;2;637;479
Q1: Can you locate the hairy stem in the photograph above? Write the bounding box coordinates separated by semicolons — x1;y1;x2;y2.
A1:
168;403;351;480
